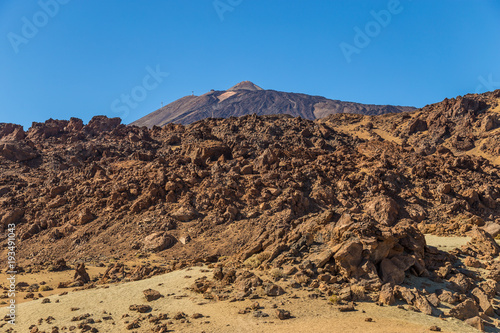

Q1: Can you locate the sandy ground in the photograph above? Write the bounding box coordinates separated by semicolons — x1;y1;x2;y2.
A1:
0;266;108;305
0;264;481;333
425;234;471;252
0;234;491;332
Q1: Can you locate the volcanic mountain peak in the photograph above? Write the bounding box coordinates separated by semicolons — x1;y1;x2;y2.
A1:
131;82;416;127
227;80;264;91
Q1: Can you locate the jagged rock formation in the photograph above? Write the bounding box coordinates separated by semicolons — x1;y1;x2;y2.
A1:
321;89;500;165
130;81;415;127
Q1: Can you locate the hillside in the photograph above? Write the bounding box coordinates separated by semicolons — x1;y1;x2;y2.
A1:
1;90;500;331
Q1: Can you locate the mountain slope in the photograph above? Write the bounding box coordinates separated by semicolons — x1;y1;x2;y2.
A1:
131;81;416;127
319;89;500;165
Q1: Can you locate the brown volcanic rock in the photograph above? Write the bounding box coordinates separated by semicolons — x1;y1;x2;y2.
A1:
0;89;499;329
364;196;400;226
449;299;479;320
1;208;24;229
85;115;121;132
0;141;38;162
143;232;176;252
461;228;500;258
184;140;231;164
0;123;25;141
143;288;163;302
73;263;90;285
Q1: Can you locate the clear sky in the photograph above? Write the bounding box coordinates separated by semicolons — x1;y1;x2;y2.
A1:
1;0;499;129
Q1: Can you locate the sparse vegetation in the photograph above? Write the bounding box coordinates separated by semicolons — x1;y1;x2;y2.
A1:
243;252;271;268
269;268;287;280
328;295;339;305
38;285;53;292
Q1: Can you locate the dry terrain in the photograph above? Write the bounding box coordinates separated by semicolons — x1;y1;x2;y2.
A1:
1;89;500;332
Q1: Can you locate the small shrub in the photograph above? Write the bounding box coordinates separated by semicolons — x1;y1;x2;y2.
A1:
328;295;339;304
270;268;286;280
38;285;53;292
244;252;271;269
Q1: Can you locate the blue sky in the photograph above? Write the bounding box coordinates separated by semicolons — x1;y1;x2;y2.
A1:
1;0;499;129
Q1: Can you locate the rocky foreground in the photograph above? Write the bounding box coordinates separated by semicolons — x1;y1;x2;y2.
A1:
1;90;500;331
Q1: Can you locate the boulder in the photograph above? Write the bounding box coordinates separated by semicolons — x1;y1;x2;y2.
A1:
184;140;231;164
461;228;500;258
334;240;363;278
414;293;433;315
378;284;395;305
471;288;494;316
1;208;24;228
463;256;482;268
77;208;95;225
85;116;121;133
264;283;285;296
129;304;152;313
143;289;163;302
380;255;415;285
481;222;500;238
73;263;90;285
66;117;84;132
275;309;291;320
449;273;473;294
171;206;197;222
51;259;69;272
255;149;278;169
438;290;459;305
481;114;496;131
426;293;440;308
449;299;479;320
143;232;176;252
240;165;253;175
437;183;452;194
394;285;415;305
406;204;427;223
309;249;333;269
0;142;38;162
464;316;484;331
0;123;25;141
364;196;399;226
380;258;405;285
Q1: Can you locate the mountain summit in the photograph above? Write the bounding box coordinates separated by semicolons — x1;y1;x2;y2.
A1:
227;81;264;91
130;82;415;127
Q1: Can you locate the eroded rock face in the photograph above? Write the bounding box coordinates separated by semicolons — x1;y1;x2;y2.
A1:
0;123;25;141
85;116;121;133
0;142;37;161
